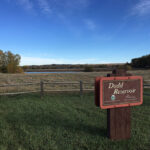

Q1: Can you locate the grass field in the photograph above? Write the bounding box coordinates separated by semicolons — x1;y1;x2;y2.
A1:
0;91;150;150
0;70;150;85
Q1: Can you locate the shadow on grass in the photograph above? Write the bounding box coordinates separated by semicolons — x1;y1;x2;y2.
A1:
6;111;107;138
141;94;150;106
143;89;150;106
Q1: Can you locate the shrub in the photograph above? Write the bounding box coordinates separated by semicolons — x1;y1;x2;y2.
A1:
84;66;93;72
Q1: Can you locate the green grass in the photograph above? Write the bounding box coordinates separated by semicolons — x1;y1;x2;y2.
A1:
0;92;150;150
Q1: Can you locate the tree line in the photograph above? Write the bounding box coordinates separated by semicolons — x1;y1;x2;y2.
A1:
0;50;23;73
0;49;149;73
22;64;125;72
131;54;150;68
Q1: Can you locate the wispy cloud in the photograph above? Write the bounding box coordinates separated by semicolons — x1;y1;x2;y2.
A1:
37;0;52;14
5;0;92;35
21;56;102;65
131;0;150;16
21;56;65;65
6;0;90;16
84;19;96;30
16;0;33;10
65;0;89;9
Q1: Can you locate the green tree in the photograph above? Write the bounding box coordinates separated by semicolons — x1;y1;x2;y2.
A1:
131;54;150;68
0;50;7;72
0;50;23;73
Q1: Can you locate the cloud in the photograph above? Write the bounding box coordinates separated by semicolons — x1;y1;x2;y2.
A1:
21;56;65;65
78;0;89;8
16;0;33;10
84;19;96;30
5;0;90;19
74;58;100;64
131;0;150;16
37;0;52;14
14;0;89;13
65;0;89;9
21;56;102;65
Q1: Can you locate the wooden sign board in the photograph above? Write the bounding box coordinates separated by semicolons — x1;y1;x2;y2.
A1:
95;76;143;109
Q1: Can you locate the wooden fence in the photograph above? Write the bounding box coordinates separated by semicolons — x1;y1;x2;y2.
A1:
0;81;94;96
0;81;150;96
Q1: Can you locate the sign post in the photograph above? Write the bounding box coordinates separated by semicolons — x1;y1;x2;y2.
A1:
95;69;143;140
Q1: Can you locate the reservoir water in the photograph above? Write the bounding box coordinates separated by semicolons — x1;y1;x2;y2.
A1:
25;72;79;74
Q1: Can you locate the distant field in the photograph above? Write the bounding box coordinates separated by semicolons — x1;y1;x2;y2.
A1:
0;70;150;85
0;71;108;85
0;92;149;150
0;70;150;94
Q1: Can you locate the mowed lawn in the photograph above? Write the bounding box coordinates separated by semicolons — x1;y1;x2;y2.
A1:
0;92;150;150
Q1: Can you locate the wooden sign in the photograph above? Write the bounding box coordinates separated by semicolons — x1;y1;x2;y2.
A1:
95;76;143;109
95;70;143;140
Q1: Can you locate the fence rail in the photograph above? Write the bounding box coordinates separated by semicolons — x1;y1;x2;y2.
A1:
0;81;150;96
0;81;94;96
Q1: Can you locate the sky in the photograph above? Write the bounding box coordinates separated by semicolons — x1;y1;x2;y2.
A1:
0;0;150;65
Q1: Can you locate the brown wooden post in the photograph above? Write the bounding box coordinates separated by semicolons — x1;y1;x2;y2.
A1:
80;81;83;96
107;69;132;140
40;81;44;98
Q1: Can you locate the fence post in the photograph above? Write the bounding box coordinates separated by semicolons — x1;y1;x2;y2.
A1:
40;81;44;98
80;81;83;96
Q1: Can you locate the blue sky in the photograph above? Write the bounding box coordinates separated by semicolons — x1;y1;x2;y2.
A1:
0;0;150;65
